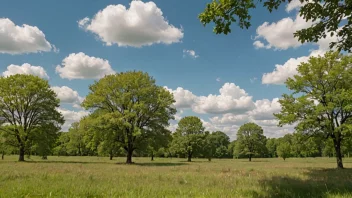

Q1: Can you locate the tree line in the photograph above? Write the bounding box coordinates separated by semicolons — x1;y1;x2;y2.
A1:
0;51;352;169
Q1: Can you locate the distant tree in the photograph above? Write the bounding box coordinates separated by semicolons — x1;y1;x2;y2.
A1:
146;127;172;161
82;71;176;164
204;131;230;161
170;116;205;162
199;0;352;52
32;125;60;159
266;138;277;158
228;140;236;158
275;52;352;169
235;123;267;161
0;74;64;161
277;142;291;161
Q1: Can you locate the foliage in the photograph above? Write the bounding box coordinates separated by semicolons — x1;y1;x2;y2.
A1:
82;71;176;163
170;116;205;162
275;51;352;169
235;123;267;161
277;142;291;160
0;74;64;161
199;0;352;51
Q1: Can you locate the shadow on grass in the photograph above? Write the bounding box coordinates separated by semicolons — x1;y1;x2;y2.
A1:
22;160;109;165
116;162;187;166
259;168;352;198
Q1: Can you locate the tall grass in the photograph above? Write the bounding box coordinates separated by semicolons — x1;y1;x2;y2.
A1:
0;156;351;197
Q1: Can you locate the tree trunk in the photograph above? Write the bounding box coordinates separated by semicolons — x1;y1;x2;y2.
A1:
19;146;25;161
109;150;113;160
187;150;192;162
126;148;133;164
208;157;211;162
333;138;344;169
248;154;252;162
151;151;154;161
1;151;4;160
42;156;47;160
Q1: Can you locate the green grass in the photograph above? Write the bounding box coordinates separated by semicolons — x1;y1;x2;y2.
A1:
1;156;352;197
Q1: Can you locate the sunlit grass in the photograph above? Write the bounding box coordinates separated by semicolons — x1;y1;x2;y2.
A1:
1;156;352;197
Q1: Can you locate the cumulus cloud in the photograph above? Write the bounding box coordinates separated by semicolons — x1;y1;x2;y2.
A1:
56;52;115;80
249;98;281;120
0;18;53;54
52;86;84;108
58;108;89;131
253;14;314;50
192;83;255;114
183;49;199;58
79;1;183;47
164;86;197;109
2;63;49;79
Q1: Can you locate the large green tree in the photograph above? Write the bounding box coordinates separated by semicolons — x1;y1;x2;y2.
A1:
277;141;291;160
171;116;205;162
199;0;352;51
275;51;352;169
0;74;64;161
235;123;267;161
82;71;175;164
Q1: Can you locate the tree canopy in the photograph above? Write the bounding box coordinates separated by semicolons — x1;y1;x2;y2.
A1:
170;116;205;162
82;71;176;164
199;0;352;51
275;51;352;169
235;122;267;161
0;74;64;161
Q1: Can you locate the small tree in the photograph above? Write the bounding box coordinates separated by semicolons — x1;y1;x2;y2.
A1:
0;74;64;161
171;116;205;162
277;142;291;161
235;123;267;161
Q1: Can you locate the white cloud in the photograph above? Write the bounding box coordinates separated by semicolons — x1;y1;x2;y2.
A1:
254;14;314;50
164;86;197;109
57;108;89;131
0;18;53;54
216;77;221;82
52;86;83;107
193;83;255;114
286;0;305;12
249;98;281;120
253;40;265;49
2;63;49;79
79;1;183;47
56;52;115;80
183;49;199;58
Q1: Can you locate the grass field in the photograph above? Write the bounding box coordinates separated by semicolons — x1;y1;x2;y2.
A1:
0;156;352;198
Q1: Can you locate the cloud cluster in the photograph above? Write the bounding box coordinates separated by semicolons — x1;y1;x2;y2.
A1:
56;52;115;80
165;83;255;114
79;1;183;47
0;18;53;54
2;63;49;79
166;83;291;139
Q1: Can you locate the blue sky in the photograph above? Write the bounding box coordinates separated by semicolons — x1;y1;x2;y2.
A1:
0;0;337;139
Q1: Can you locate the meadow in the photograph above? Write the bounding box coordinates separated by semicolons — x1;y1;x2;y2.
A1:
0;156;352;198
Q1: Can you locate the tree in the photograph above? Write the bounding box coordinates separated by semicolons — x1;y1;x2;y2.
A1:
170;116;205;162
0;74;64;161
82;71;175;164
204;131;230;160
275;51;352;169
277;142;291;160
199;0;352;52
266;138;277;158
235;123;267;161
146;127;172;161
